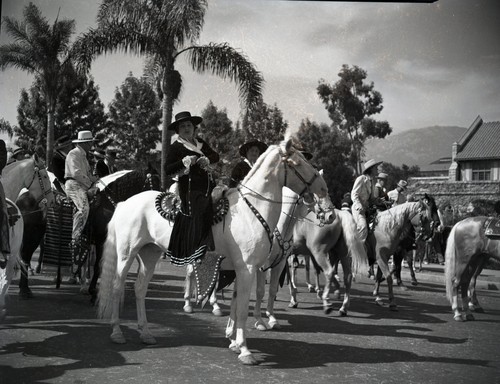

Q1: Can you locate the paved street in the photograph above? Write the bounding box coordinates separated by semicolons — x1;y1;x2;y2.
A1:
1;256;500;384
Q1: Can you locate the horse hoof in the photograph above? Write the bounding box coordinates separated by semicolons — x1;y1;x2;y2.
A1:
316;290;323;299
183;305;193;314
141;335;157;345
110;333;126;344
254;321;267;331
375;298;384;307
411;279;418;286
389;304;398;312
229;342;241;354
324;306;333;315
332;290;341;300
268;320;280;330
454;314;465;322
80;287;89;295
307;285;315;293
239;353;259;365
399;285;409;291
339;309;347;317
288;301;298;308
212;308;223;317
465;314;475;321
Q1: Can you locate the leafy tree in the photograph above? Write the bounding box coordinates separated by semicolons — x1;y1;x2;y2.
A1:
14;75;109;158
317;64;392;175
107;73;162;169
382;162;420;191
297;119;353;205
0;3;76;168
74;0;264;189
241;99;288;145
0;119;14;139
197;101;239;182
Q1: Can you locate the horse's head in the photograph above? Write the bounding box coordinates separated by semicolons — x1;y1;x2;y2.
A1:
278;139;335;225
412;193;440;241
27;155;55;210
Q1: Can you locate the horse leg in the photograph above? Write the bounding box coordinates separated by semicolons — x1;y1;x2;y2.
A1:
89;242;103;305
468;262;485;313
338;253;351;316
209;285;222;317
288;255;299;308
392;250;406;290
254;269;268;331
451;280;464;321
265;260;286;329
183;264;194;313
231;269;258;365
378;255;397;311
373;266;384;305
304;255;316;293
460;280;475;321
135;249;160;345
407;251;418;286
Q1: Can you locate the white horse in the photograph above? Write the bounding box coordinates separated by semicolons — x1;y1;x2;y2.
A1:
97;140;334;365
0;199;24;321
252;188;310;331
0;156;54;319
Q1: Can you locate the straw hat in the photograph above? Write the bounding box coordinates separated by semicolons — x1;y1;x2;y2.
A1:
362;159;382;172
377;172;388;180
72;130;95;143
397;180;408;189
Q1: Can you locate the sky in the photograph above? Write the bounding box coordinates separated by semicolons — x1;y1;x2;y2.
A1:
1;0;500;146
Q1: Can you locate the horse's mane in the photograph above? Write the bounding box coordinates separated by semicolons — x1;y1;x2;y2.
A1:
240;144;278;186
3;158;32;173
98;170;150;203
377;201;422;233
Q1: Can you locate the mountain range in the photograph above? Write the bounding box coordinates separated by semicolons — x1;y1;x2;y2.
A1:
364;126;467;168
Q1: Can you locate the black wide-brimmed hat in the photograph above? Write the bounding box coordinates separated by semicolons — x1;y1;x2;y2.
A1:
239;139;268;157
55;135;73;150
167;111;203;132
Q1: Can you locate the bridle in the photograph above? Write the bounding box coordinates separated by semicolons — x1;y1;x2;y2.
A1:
410;199;439;242
25;164;52;209
238;147;333;271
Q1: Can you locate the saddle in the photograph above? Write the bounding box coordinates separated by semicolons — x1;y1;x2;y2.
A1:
155;190;230;303
484;217;500;239
6;201;21;227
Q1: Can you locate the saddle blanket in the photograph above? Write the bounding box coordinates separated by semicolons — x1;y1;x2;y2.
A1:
484;217;500;239
42;197;73;268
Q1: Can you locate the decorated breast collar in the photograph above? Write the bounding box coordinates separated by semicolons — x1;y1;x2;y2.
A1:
176;136;204;156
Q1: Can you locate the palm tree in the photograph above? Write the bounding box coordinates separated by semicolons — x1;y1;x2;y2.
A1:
74;0;264;189
0;3;76;168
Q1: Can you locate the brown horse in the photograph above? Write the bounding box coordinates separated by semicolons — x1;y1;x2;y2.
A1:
444;216;500;321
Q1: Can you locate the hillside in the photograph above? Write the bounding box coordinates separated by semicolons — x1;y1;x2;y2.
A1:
364;126;467;167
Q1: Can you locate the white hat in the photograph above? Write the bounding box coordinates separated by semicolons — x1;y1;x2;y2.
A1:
377;172;388;179
72;130;95;143
363;159;382;172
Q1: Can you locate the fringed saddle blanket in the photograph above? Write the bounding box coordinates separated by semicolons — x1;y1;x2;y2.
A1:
484;217;500;239
154;191;229;225
155;191;230;303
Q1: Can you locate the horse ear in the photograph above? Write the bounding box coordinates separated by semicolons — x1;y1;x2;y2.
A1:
285;138;293;154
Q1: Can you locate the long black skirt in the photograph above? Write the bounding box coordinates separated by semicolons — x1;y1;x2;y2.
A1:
166;191;214;266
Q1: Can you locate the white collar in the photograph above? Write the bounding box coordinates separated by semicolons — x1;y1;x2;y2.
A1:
244;158;253;168
176;135;204;156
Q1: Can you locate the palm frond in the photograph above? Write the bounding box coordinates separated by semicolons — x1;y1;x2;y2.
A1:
0;44;38;73
165;0;207;48
183;43;264;112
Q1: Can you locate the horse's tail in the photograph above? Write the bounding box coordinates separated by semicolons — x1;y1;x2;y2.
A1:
97;212;120;319
444;222;458;304
338;210;369;276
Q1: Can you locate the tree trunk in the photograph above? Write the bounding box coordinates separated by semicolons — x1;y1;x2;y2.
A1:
160;81;174;191
46;105;55;171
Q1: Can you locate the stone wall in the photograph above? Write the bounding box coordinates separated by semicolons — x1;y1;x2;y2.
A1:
407;177;500;220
